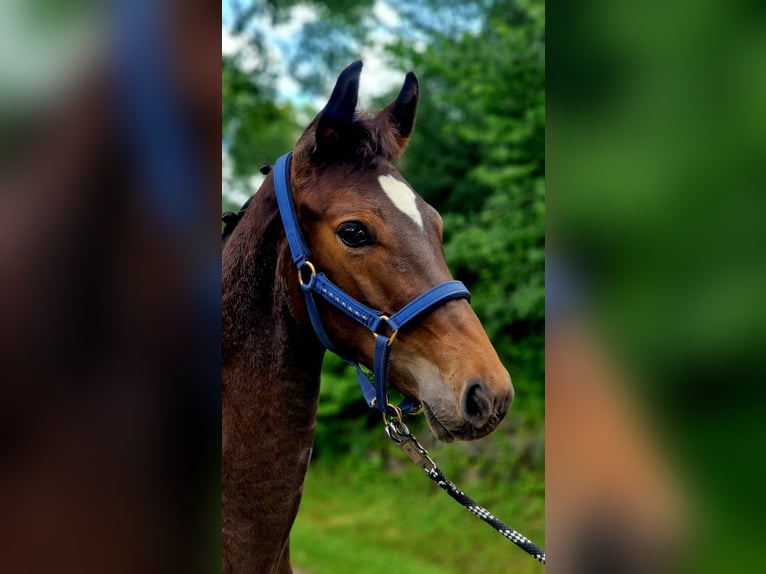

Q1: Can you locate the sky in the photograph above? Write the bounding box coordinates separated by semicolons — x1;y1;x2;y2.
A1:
221;1;403;109
221;0;405;204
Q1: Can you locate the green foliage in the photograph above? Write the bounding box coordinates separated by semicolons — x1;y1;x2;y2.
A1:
312;354;382;460
387;0;546;424
390;0;545;214
443;182;545;425
222;55;299;176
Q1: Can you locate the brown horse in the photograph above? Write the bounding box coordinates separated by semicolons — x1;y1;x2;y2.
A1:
222;61;514;573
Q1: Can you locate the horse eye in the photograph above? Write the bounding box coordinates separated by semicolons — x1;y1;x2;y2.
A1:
337;221;371;247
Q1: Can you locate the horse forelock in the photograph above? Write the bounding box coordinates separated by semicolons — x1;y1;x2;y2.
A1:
293;112;405;173
348;113;406;164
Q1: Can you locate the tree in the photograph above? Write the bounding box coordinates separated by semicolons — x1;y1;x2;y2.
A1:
390;0;546;419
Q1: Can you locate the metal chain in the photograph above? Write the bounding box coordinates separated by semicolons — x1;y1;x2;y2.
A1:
385;417;546;566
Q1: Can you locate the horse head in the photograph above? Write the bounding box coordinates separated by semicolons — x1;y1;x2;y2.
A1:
286;61;513;442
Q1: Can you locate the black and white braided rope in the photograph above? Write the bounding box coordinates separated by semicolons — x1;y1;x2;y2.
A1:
427;466;546;565
385;418;545;566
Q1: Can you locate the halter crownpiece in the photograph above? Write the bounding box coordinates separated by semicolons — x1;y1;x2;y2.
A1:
273;152;471;417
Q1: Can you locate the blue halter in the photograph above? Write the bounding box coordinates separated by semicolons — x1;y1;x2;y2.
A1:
273;152;471;417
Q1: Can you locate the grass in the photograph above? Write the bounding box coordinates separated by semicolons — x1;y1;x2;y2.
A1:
290;449;544;574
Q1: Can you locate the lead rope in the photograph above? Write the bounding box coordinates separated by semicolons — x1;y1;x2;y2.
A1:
385;416;546;566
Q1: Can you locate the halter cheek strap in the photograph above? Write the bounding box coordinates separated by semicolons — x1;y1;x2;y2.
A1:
273;152;471;416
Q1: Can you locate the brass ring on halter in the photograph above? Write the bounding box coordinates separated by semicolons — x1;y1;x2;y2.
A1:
382;402;403;426
297;260;316;286
373;315;399;346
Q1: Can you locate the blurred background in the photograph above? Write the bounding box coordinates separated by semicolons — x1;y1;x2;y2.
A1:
0;1;219;573
222;1;545;572
548;0;766;572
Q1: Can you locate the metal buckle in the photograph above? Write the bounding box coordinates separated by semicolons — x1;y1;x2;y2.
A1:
373;315;398;346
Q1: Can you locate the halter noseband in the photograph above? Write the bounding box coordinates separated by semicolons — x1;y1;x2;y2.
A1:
273;152;471;417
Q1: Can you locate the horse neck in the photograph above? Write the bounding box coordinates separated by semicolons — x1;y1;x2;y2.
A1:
222;176;326;571
222;175;325;404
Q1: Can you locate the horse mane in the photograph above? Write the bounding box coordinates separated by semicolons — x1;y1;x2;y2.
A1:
222;196;251;245
221;175;285;363
342;112;406;164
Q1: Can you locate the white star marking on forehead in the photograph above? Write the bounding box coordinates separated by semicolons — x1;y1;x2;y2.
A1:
377;174;424;230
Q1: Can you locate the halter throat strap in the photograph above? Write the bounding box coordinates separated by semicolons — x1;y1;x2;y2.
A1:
273;152;471;416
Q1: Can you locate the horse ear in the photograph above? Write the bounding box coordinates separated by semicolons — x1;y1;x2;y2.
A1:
315;60;363;149
376;71;419;155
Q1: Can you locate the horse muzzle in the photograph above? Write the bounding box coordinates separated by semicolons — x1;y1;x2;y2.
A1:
420;372;514;442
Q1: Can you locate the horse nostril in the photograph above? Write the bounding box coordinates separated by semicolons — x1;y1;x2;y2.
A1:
461;380;493;427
